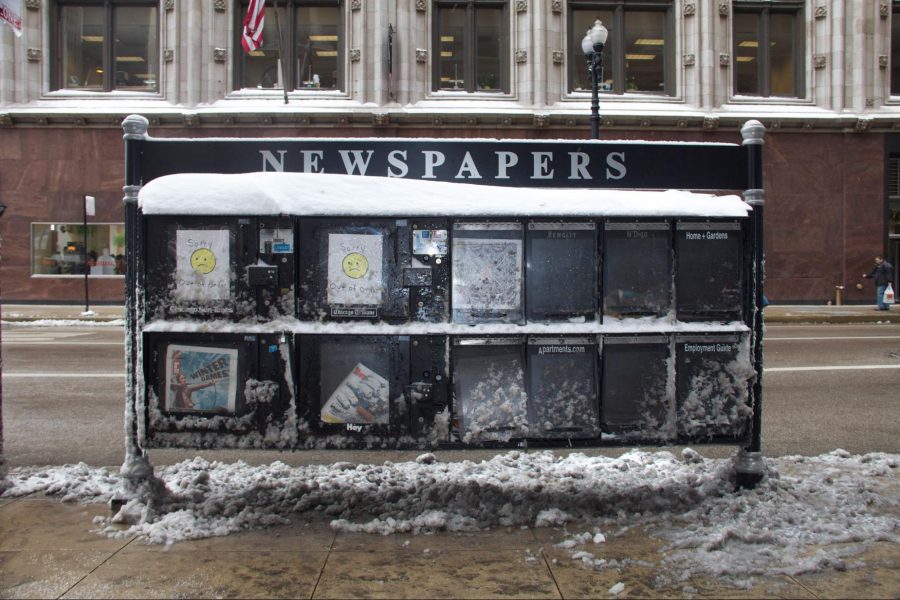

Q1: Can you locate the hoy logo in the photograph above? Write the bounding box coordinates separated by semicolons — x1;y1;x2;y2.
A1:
346;423;364;433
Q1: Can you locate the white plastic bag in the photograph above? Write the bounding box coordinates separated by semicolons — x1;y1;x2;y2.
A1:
885;283;895;305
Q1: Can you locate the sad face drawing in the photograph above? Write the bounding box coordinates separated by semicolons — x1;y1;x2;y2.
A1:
342;252;369;279
190;247;217;274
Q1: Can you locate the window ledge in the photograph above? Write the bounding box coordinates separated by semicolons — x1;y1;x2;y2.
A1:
427;90;516;100
226;89;350;100
727;94;814;106
41;90;164;101
31;274;125;279
563;91;682;103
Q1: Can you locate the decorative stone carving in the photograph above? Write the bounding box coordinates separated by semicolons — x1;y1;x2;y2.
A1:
74;117;86;126
533;114;550;128
432;118;443;126
36;117;48;126
552;50;564;65
501;117;513;126
223;116;234;125
351;0;361;10
814;5;827;19
163;49;174;63
564;117;577;127
718;1;728;17
602;118;614;128
515;49;527;64
677;120;688;128
373;113;390;126
551;0;562;13
214;0;226;12
349;48;361;62
803;122;814;130
261;116;272;125
640;119;651;128
338;116;349;125
866;98;875;108
0;113;12;127
770;120;782;129
719;53;730;67
183;113;199;127
27;48;41;62
881;3;889;18
703;116;720;130
416;0;427;12
465;117;478;126
515;0;526;12
297;116;310;126
683;2;695;17
415;48;428;63
25;0;40;11
165;0;174;11
683;53;695;67
856;117;872;131
892;122;900;130
813;54;826;69
213;48;227;62
880;55;889;69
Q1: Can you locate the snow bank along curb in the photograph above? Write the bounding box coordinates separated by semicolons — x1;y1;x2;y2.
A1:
2;449;896;589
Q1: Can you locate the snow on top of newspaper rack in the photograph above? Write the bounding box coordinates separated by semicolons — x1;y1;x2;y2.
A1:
139;172;751;217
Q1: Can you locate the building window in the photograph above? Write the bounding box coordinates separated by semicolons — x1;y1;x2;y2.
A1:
733;1;804;98
568;1;673;95
32;223;126;276
236;0;342;91
433;0;508;93
55;0;158;92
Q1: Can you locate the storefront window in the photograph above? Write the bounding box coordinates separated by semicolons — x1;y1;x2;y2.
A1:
57;1;158;92
434;0;508;93
733;1;804;98
568;1;672;95
236;0;342;90
892;2;900;96
32;223;126;276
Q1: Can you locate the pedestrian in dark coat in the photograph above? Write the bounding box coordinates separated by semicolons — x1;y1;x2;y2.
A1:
862;256;895;311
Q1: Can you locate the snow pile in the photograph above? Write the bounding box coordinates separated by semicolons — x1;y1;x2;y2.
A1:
1;449;896;587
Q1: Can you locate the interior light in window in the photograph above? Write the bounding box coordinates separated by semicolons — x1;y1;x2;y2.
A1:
248;50;265;57
116;56;146;62
625;54;656;60
736;56;755;62
316;50;338;57
81;35;104;42
633;39;664;46
440;36;454;42
441;51;453;57
739;40;759;48
308;35;338;42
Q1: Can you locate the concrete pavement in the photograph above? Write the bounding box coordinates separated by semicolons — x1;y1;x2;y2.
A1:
2;303;899;323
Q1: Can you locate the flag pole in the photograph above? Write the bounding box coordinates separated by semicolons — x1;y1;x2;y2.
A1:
273;0;289;104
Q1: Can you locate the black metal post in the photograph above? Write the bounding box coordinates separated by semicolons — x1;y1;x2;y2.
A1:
82;196;90;313
737;119;766;489
589;46;604;140
121;115;148;468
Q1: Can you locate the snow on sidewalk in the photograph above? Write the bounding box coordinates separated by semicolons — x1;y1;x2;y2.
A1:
2;448;897;589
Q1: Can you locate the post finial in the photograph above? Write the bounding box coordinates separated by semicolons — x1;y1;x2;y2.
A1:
122;115;149;140
741;119;765;145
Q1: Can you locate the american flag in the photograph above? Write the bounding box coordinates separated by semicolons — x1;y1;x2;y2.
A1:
241;0;265;53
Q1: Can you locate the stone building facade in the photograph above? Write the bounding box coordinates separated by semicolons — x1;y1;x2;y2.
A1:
1;0;899;303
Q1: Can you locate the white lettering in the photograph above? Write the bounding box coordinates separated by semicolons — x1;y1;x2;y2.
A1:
301;150;324;173
260;150;287;172
455;151;482;179
532;151;554;179
338;150;374;175
386;150;408;178
606;152;626;180
423;151;446;179
495;151;518;179
568;152;591;180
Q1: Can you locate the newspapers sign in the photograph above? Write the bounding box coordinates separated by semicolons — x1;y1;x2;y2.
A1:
1;0;22;37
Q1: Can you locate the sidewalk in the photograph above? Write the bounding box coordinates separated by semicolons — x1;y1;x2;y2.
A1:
2;303;899;324
1;494;896;599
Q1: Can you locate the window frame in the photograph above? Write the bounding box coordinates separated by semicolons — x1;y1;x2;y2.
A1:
52;0;160;93
232;0;344;92
731;0;805;99
891;1;900;97
431;0;510;94
567;0;675;97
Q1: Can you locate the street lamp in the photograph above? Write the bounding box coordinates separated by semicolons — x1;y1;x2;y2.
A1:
582;19;609;140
